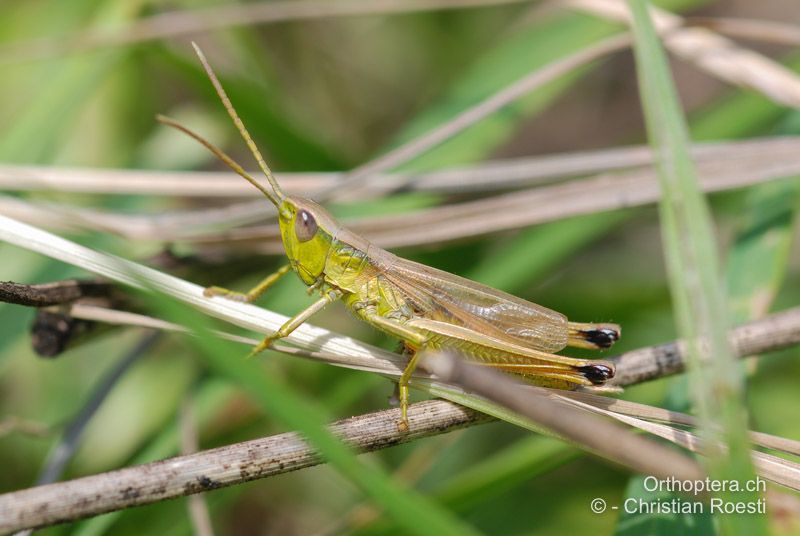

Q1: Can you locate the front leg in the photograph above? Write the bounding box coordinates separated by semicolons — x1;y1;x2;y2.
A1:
249;289;342;357
205;264;292;303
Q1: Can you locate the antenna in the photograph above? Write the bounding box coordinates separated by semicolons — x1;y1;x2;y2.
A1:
192;42;285;204
156;114;279;205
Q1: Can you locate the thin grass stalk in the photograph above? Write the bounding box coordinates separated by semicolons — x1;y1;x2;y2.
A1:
628;1;766;533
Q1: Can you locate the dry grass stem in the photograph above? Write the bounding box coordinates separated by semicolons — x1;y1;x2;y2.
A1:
555;391;800;457
3;139;799;245
564;0;800;106
180;399;216;536
688;17;800;47
0;0;532;63
190;155;800;252
38;299;800;392
322;33;632;199
0;417;51;439
554;395;800;491
62;303;405;376
1;138;796;197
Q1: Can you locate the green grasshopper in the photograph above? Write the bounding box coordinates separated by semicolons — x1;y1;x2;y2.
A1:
160;45;619;430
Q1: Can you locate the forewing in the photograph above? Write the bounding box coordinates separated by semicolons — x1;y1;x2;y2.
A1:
372;251;569;352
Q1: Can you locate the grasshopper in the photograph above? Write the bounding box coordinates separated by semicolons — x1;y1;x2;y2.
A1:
160;44;619;430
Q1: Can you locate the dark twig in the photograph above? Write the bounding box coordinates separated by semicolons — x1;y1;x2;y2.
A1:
0;280;113;307
0;305;798;531
0;401;488;533
421;351;705;482
0;279;121;357
609;306;800;387
30;312;100;358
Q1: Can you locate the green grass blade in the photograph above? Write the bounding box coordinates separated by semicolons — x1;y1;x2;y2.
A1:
389;12;619;171
465;212;629;292
357;436;579;536
726;181;799;324
150;296;480;536
159;48;346;171
618;31;800;536
72;380;234;536
388;0;709;172
0;2;138;163
691;54;800;141
627;2;766;535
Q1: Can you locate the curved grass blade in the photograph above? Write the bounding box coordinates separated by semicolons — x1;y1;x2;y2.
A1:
148;297;481;536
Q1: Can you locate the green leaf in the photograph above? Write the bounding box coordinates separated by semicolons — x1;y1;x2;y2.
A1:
158;47;346;171
615;476;714;536
358;436;579;536
627;2;766;535
726;180;799;324
0;2;140;164
73;380;235;536
691;54;800;141
466;211;629;292
150;295;480;536
388;11;622;171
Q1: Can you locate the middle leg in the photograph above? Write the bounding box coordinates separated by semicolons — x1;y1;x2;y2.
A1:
359;311;429;431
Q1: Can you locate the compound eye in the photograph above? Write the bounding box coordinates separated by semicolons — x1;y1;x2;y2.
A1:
295;209;318;242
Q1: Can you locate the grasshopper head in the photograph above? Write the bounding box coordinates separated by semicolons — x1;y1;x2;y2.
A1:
277;197;340;286
159;46;341;289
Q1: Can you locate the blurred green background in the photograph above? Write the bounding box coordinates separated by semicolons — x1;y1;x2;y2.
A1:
1;0;799;534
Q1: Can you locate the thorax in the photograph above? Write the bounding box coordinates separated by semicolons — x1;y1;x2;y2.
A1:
321;234;412;319
322;231;377;294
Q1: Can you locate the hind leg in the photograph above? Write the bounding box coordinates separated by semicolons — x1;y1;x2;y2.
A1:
567;321;620;349
470;362;614;389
